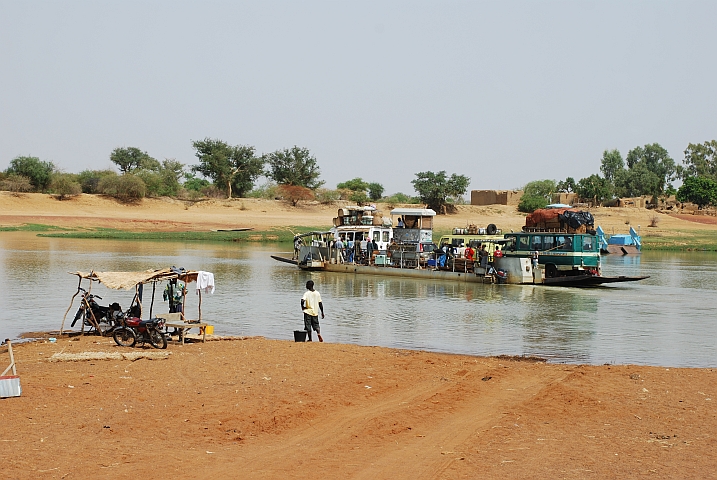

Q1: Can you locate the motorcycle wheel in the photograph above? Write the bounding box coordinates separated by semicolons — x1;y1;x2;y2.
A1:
113;328;137;348
148;328;168;349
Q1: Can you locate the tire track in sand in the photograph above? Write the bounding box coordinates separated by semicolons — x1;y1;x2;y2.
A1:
202;364;572;479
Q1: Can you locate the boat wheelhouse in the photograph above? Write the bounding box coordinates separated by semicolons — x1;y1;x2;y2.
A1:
330;205;393;254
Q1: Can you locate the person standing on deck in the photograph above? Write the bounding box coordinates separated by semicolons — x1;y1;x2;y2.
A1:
301;280;324;342
334;237;344;263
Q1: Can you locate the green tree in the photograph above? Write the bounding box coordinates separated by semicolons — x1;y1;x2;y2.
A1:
367;182;384;201
576;174;613;205
614;163;661;198
623;143;676;197
5;156;55;191
265;146;324;189
676;176;717;208
336;178;369;192
680;140;717;181
191;138;264;198
523;179;557;201
411;171;470;214
600;149;625;183
556;177;576;193
517;195;548;213
183;173;210;192
110;147;156;173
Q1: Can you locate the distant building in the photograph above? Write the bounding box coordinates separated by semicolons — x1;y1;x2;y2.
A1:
470;190;523;206
551;193;578;205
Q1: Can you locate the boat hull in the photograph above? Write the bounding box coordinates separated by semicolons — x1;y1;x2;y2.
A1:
270;256;649;287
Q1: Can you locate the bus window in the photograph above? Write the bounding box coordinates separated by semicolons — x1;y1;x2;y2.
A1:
531;236;543;251
518;236;529;250
373;231;380;242
382;231;389;243
582;236;594;251
543;236;555;250
452;238;464;247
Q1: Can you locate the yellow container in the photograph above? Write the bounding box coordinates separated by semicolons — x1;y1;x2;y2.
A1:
203;325;214;335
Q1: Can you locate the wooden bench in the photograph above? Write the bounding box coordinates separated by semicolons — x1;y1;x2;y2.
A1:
155;313;209;344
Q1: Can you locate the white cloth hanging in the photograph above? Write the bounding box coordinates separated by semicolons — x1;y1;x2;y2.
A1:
195;271;215;294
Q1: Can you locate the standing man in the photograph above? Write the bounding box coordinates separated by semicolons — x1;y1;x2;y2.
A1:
334;236;344;263
163;278;185;313
301;280;324;342
366;235;375;263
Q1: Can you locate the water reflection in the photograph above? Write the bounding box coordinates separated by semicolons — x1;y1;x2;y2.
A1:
1;232;717;368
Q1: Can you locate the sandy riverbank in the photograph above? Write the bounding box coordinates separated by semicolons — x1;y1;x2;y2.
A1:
1;335;715;479
2;192;716;237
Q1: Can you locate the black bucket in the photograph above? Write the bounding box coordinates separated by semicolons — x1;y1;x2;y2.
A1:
294;330;307;342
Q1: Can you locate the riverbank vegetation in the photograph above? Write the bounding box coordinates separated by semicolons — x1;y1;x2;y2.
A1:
37;226;323;243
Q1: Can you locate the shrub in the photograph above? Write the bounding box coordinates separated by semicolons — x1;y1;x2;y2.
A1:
277;184;314;207
246;182;279;199
201;185;225;199
98;174;146;202
314;188;341;204
383;192;420;204
76;169;117;194
135;170;165;197
0;174;33;192
50;173;82;200
349;190;369;205
518;194;548;213
183;173;211;192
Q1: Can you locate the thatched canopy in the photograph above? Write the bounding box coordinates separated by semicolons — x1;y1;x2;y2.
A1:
69;268;200;290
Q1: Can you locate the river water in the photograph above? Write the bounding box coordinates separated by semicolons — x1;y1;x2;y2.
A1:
1;232;715;368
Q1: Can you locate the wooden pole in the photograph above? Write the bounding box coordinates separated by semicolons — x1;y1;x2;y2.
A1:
198;290;202;322
149;281;156;318
2;339;16;376
60;275;83;335
181;282;187;322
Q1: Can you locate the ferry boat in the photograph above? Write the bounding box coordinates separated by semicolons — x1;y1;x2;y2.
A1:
271;207;648;287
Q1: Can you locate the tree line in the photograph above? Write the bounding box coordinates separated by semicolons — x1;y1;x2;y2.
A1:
519;140;717;212
0;139;471;213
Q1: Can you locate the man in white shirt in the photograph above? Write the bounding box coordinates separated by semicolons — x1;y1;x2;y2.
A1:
301;280;325;342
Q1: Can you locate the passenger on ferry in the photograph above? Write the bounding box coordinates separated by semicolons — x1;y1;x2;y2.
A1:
464;244;475;262
366;235;375;262
334;236;344;263
479;244;489;267
347;237;355;263
494;245;503;258
397;216;405;228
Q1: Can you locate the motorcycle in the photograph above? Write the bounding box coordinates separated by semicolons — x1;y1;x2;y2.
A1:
113;317;167;349
71;288;123;334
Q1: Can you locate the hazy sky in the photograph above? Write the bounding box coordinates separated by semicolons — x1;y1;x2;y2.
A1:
2;1;716;196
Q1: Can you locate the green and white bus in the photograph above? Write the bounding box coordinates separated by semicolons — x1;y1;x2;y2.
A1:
503;232;601;278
